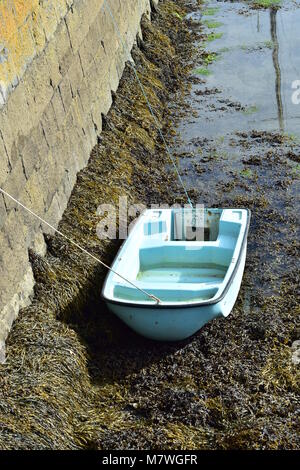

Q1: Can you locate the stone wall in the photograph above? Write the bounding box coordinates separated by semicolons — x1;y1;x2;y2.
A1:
0;0;158;358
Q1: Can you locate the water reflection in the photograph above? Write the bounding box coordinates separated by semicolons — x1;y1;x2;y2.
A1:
180;2;300;139
270;8;284;133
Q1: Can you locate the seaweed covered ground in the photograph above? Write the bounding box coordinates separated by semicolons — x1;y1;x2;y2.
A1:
0;0;299;450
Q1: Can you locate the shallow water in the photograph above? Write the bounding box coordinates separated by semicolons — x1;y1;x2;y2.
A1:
174;0;300;306
182;0;300;139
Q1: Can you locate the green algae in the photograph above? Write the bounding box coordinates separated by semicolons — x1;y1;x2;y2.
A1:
202;7;220;16
203;20;223;29
264;40;274;49
193;67;212;76
253;0;282;8
172;11;185;21
202;52;219;65
207;32;223;42
243;105;259;115
240;168;254;178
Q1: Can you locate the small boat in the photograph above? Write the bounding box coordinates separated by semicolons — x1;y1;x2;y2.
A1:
102;208;250;341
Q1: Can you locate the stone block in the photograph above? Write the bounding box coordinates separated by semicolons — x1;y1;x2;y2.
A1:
44;191;62;235
67;52;84;96
29;123;50;171
64;2;89;53
77;77;92;114
58;75;73;114
0;133;11;186
22;53;54;128
40;102;60;150
53;0;69;22
46;40;63;89
51;90;66;128
0;194;7;231
18;134;40;179
30;230;47;257
54;20;74;77
0;110;15;166
38;2;59;42
2;158;27;211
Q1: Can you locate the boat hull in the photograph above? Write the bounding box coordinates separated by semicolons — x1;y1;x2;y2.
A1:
105;244;247;341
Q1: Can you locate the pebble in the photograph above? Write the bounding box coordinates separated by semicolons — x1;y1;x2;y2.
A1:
0;341;5;365
291;340;300;351
291;340;300;365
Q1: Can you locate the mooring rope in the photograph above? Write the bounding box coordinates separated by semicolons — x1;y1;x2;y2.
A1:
103;0;193;209
0;187;161;304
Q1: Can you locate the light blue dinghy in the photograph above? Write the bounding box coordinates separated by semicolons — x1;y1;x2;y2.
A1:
102;208;250;341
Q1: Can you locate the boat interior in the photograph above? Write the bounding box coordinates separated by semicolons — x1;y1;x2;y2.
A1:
105;208;247;304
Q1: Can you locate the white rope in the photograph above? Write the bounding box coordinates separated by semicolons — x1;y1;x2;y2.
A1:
0;187;161;304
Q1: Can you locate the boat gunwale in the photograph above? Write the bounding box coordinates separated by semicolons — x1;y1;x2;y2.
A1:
101;208;251;309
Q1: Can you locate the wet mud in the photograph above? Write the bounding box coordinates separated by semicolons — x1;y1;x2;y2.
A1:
0;0;299;450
